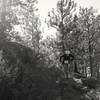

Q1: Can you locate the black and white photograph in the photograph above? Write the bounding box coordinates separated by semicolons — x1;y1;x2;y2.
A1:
0;0;100;100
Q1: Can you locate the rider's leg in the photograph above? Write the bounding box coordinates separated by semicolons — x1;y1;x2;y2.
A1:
64;64;69;79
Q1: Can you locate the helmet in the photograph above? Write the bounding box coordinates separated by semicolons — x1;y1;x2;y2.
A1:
65;50;70;54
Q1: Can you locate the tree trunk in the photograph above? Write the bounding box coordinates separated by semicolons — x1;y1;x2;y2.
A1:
88;40;93;77
97;64;100;79
1;0;7;23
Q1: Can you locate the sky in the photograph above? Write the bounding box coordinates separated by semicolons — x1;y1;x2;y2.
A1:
74;0;100;14
37;0;100;38
38;0;100;20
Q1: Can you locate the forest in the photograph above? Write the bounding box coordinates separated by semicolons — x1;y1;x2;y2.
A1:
0;0;100;100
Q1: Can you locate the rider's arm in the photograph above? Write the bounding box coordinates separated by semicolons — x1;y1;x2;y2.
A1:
60;55;64;62
69;54;74;61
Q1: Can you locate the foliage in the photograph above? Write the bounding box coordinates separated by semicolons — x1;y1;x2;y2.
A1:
47;0;77;52
12;0;42;51
0;0;42;52
0;0;20;41
74;7;100;77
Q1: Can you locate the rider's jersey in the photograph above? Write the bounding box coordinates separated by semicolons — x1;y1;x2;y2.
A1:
60;53;74;64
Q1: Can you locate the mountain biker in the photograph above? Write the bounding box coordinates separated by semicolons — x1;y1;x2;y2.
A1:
60;50;75;78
